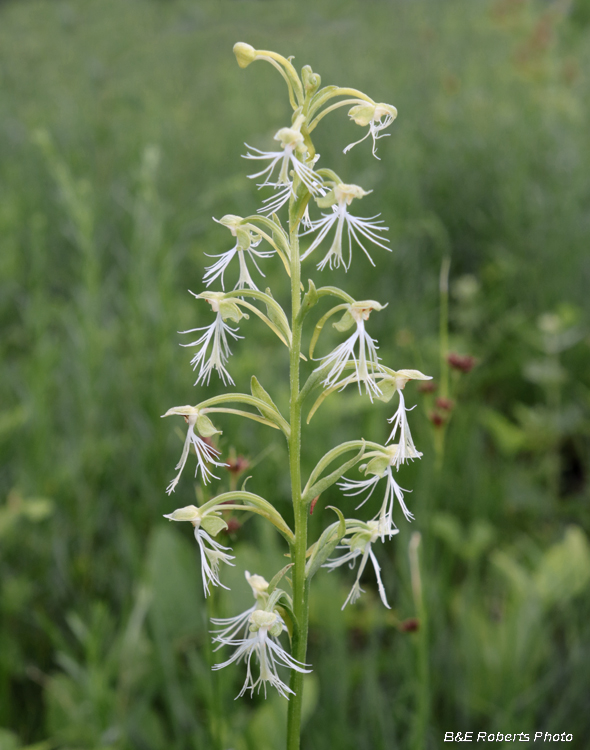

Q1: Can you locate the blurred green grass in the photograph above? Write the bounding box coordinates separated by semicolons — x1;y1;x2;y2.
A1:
1;0;589;747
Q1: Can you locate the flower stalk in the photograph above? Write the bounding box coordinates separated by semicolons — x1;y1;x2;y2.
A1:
161;42;429;750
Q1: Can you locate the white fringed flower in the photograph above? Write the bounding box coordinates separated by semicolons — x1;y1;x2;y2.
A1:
338;446;414;536
210;571;270;645
301;183;389;270
244;126;323;214
386;388;423;469
212;609;311;699
315;301;386;399
324;518;398;610
161;406;227;493
343;102;398;159
164;504;235;596
181;292;247;386
203;216;273;291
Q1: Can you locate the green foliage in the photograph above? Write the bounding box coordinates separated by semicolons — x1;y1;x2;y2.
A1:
1;0;589;747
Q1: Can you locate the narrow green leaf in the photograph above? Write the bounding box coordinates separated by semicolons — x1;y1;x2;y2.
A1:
297;279;319;323
267;563;294;595
305;507;347;581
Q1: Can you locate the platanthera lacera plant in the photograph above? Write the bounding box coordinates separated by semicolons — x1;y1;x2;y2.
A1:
162;42;430;750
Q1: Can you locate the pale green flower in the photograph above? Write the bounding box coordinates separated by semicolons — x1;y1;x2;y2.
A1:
343;102;398;159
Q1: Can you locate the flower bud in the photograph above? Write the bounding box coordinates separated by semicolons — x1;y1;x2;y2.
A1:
233;42;257;68
246;571;269;597
301;65;321;94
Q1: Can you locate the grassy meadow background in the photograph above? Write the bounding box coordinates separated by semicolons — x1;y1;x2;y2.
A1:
1;0;590;747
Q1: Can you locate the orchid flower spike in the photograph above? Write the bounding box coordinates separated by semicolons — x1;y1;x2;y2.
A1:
301;183;390;270
315;300;386;399
181;292;248;386
161;406;227;493
213;607;311;699
164;503;235;595
343;102;398;159
204;215;274;291
324;517;398;609
338;445;415;538
243;125;323;214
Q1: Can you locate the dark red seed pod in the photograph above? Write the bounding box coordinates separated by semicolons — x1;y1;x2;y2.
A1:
226;455;250;474
418;381;437;394
429;411;446;428
435;397;454;411
225;518;242;534
399;617;420;633
447;352;476;373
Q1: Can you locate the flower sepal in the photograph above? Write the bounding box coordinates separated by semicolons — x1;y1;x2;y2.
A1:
196;413;222;437
200;513;229;537
315;182;371;210
333;300;386;333
361;451;393;477
197;291;249;324
164;504;201;523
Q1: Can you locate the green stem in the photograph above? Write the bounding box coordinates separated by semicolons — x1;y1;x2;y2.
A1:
435;255;451;472
409;532;430;750
439;255;451;400
205;589;224;750
286;222;309;750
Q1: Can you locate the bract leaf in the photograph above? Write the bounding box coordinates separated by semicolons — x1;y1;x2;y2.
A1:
200;491;294;543
305;507;347;581
303;445;366;503
267;563;294;595
250;376;288;431
297;279;319;323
